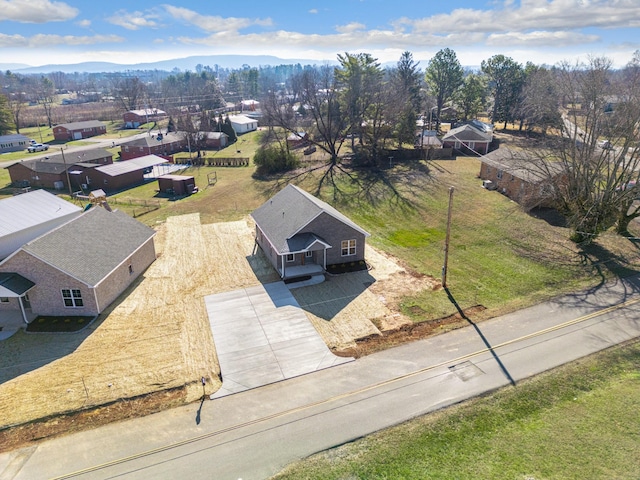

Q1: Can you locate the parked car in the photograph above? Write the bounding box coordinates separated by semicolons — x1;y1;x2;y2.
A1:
598;140;613;150
27;143;49;153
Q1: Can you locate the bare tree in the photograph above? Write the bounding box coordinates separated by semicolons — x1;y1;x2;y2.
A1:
111;75;147;112
263;65;346;168
523;56;640;243
3;72;27;134
34;76;57;128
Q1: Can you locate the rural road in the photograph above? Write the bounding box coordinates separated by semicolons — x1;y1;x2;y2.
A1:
2;276;640;479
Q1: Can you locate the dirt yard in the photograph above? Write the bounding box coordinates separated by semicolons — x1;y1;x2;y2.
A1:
0;214;437;450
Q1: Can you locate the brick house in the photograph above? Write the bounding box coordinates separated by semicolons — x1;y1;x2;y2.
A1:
0;207;156;323
120;132;186;160
5;149;113;191
251;184;370;279
479;148;561;210
53;120;107;141
123;109;167;128
442;121;493;155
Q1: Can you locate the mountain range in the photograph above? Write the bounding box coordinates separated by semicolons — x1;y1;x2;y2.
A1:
1;55;338;74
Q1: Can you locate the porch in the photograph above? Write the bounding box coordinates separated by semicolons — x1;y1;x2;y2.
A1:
281;263;324;280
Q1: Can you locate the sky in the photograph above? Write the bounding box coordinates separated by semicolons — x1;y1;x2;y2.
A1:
0;0;639;69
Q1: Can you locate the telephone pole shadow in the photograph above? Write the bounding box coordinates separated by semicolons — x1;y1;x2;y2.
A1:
444;287;516;386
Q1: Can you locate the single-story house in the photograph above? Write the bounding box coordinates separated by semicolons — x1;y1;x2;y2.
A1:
53;120;107;141
200;131;229;149
157;174;196;196
123;109;167;129
442;122;493;155
228;115;258;134
0;206;156;322
0;134;31;154
82;155;167;192
251;184;370;279
287;131;310;148
0;190;82;260
5;148;113;191
120;132;186;160
479;148;561;210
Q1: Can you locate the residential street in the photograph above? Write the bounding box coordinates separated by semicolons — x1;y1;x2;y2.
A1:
1;276;640;480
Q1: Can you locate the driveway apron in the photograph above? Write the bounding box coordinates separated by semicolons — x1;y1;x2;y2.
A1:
205;281;353;398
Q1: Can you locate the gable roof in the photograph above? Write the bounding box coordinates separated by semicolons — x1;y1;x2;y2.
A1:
5;149;113;174
251;184;369;253
95;155;166;177
0;190;81;238
228;115;257;125
121;132;184;148
481;148;562;183
0;134;30;143
443;124;493;143
17;207;155;287
56;120;105;130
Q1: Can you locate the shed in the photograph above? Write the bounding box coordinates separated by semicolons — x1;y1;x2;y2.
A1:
0;134;31;154
157;174;197;196
228;115;258;134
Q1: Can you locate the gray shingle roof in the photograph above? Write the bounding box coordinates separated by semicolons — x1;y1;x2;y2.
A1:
251;184;369;254
443;124;493;142
22;207;155;286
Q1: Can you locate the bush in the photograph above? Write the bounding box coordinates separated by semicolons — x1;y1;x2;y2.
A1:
253;145;300;175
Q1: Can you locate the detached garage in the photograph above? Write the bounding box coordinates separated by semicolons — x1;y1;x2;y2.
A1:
157;175;197;196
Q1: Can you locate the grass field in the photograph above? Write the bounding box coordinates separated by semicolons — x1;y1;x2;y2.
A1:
272;339;640;480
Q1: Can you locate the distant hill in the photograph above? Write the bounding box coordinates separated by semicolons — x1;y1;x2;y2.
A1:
9;55;336;74
0;63;32;71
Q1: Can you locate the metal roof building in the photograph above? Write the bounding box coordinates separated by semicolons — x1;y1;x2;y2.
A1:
0;190;82;260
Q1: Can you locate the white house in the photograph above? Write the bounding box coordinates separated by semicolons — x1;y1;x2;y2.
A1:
0;134;31;154
228;115;258;134
0;190;82;260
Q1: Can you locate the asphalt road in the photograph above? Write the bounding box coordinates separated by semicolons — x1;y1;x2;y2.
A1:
2;276;640;480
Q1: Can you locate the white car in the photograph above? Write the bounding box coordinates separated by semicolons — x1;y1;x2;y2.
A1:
27;143;49;153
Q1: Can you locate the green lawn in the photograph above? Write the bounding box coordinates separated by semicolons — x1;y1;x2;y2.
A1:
273;340;640;480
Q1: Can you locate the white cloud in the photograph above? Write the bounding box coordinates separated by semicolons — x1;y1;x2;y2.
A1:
396;0;640;35
487;30;601;47
0;0;78;23
76;19;91;28
0;32;124;48
107;10;161;30
309;9;318;14
335;22;365;34
163;4;272;33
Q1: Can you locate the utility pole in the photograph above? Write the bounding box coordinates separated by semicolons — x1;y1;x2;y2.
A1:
60;148;73;197
442;186;454;288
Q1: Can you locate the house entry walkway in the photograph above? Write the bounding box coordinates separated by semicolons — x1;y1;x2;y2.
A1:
205;281;353;398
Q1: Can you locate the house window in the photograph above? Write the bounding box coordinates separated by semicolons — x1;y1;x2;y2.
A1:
286;254;295;262
62;289;84;308
497;170;503;179
341;239;357;256
128;265;133;275
0;297;9;303
305;251;313;258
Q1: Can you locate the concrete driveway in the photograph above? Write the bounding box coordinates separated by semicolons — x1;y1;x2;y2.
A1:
205;281;353;398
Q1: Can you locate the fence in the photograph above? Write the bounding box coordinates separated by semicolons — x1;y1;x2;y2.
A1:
108;197;161;218
206;157;250;167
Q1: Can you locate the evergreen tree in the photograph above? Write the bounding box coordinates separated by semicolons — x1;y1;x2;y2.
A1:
0;94;14;135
